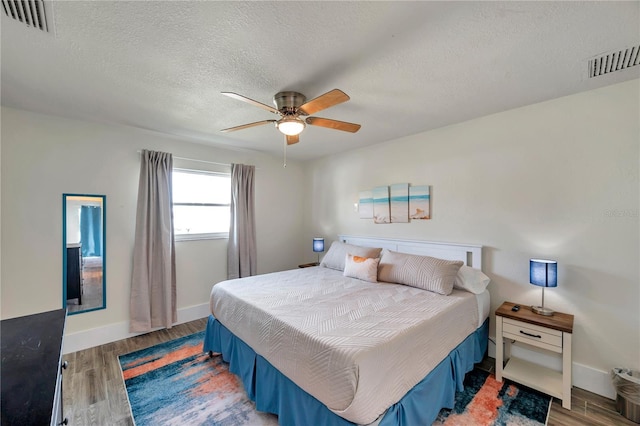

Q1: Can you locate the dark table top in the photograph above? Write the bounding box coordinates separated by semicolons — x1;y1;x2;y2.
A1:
1;309;66;426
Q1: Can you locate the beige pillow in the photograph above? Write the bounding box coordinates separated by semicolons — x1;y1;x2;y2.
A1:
320;241;382;271
454;265;491;294
343;254;379;282
378;249;463;295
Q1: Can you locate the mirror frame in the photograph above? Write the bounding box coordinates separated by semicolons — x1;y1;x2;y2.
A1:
62;193;107;315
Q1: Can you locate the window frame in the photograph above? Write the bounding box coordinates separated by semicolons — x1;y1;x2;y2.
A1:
172;168;231;242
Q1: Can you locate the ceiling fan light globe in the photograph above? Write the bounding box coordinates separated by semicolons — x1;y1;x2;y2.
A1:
277;118;305;136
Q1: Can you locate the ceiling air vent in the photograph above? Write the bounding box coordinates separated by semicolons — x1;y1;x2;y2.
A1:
588;45;640;78
1;0;50;32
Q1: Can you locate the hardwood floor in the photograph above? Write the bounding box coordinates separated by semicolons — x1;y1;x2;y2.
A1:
63;318;634;425
67;266;103;314
62;318;208;425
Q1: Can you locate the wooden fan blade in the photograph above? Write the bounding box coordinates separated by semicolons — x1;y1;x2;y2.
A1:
298;89;350;116
220;120;276;132
286;134;299;145
221;92;280;115
305;117;361;133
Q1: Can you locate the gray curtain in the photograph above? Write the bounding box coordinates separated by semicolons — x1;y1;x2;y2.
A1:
130;150;177;332
227;163;256;279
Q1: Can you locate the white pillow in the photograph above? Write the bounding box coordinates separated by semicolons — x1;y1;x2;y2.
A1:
320;241;382;271
454;265;490;294
377;249;463;295
343;254;379;283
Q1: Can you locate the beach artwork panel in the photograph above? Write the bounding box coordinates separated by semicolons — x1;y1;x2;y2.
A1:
373;186;391;224
390;183;409;223
409;185;431;219
358;190;374;219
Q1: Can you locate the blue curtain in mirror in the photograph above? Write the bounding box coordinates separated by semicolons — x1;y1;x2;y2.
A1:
80;206;102;257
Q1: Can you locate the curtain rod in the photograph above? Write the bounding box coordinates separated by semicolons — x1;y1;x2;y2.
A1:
174;156;231;167
136;150;230;167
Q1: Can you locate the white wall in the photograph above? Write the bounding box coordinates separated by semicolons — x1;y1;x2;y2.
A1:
304;80;639;394
66;201;81;244
1;79;637;396
0;107;306;341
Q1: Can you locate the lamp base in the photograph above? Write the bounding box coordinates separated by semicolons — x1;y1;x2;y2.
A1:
531;305;555;316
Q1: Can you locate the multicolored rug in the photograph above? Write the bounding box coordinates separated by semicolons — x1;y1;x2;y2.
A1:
119;332;551;426
434;368;551;425
118;331;277;425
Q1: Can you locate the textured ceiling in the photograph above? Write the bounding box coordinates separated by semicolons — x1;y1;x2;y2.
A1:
2;1;639;160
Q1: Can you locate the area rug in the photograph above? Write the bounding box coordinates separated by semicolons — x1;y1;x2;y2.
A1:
119;332;551;426
434;368;551;425
118;331;277;425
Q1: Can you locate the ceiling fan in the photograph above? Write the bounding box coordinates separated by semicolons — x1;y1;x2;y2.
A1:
220;89;361;145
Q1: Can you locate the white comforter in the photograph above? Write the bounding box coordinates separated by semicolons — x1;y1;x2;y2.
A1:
210;267;479;424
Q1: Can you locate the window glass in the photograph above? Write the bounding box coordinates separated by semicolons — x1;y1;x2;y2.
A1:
172;170;230;239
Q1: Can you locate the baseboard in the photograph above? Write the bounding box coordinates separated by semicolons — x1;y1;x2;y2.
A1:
488;338;616;400
63;303;210;354
573;362;616;399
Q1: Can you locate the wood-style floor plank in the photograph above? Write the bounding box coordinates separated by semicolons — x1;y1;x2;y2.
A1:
62;318;631;425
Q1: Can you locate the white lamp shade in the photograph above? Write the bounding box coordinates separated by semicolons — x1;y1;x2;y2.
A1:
277;118;305;136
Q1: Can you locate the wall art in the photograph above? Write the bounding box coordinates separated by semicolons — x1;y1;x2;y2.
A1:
390;183;409;223
359;184;431;223
358;190;374;219
409;185;430;219
372;186;391;224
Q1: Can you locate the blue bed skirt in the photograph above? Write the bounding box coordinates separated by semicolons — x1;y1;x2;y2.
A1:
203;316;489;426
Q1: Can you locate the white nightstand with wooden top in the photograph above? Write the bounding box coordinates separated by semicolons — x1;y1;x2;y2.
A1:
495;301;574;410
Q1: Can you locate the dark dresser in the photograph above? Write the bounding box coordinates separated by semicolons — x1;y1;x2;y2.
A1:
1;309;67;425
66;243;83;304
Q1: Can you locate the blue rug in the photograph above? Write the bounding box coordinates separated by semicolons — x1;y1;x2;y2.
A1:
119;332;550;425
434;368;551;425
119;331;277;425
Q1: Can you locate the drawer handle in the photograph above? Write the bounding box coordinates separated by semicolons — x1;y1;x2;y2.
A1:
520;330;542;339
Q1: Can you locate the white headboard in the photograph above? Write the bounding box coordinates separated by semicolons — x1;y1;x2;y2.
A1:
338;235;483;270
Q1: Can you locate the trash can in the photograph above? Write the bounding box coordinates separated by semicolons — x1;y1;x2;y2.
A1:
612;368;640;423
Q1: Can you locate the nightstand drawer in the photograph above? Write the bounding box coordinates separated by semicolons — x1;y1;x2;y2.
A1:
503;318;562;351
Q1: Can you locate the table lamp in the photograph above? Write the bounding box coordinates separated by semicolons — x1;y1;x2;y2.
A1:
530;259;557;316
313;238;324;263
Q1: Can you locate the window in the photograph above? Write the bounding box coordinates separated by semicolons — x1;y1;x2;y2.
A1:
172;169;231;240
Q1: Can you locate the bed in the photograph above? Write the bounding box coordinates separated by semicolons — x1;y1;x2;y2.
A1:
203;235;490;425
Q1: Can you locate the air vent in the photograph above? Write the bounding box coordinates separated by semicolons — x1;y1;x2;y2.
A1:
588;45;640;78
1;0;50;32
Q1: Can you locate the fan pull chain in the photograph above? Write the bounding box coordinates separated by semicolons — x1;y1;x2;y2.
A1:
283;137;287;168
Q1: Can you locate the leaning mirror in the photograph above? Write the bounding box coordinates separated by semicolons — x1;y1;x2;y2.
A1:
63;194;106;315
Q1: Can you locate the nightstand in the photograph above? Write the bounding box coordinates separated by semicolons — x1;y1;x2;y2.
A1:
495;301;574;410
298;262;319;268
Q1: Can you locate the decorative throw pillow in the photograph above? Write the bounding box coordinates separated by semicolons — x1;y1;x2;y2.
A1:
377;249;463;295
320;241;382;271
343;254;379;283
454;265;491;294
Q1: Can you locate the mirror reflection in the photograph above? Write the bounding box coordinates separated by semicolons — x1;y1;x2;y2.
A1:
63;194;106;314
